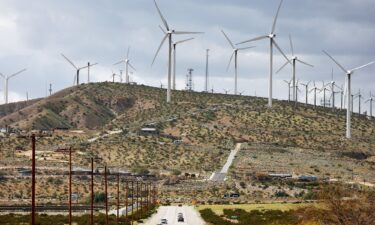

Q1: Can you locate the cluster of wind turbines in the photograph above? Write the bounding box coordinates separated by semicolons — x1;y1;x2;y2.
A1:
150;0;375;139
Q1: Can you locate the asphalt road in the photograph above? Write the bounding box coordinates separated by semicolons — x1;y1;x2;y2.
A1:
144;206;205;225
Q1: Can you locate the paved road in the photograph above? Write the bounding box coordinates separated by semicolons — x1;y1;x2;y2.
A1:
144;206;205;225
210;143;242;181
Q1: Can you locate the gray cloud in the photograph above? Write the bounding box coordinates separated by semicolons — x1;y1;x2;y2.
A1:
0;0;374;113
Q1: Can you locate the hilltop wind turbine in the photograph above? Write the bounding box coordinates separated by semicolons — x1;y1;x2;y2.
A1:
152;0;203;103
309;81;319;109
327;69;341;111
114;47;136;84
323;50;375;139
283;79;292;102
221;30;255;95
237;0;290;107
61;54;98;86
277;35;313;102
320;81;330;108
0;69;26;104
300;81;311;105
365;92;374;118
171;36;195;90
353;89;364;114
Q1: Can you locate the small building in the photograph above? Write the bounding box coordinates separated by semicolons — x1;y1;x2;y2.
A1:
298;175;318;182
268;173;292;179
139;128;159;136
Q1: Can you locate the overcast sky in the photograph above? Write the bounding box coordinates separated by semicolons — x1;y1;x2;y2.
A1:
0;0;374;113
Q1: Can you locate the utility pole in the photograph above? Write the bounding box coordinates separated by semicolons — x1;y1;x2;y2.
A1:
136;182;139;221
90;158;94;225
116;173;120;225
105;166;108;225
131;181;134;225
120;70;123;83
31;134;36;225
205;49;209;92
186;69;194;91
69;147;72;225
125;180;129;224
49;84;52;96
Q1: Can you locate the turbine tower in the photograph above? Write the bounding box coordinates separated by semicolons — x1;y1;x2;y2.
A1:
323;50;375;139
61;54;98;86
354;89;364;114
365;92;374;118
221;30;255;95
205;49;210;93
320;81;330;108
277;35;313;102
114;47;136;84
328;69;341;111
309;81;319;109
283;79;292;102
172;37;194;90
300;81;311;105
237;0;290;107
0;69;26;104
152;0;202;103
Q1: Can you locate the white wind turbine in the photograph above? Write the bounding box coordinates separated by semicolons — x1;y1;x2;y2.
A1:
323;50;375;139
327;69;341;111
283;79;292;102
309;81;319;109
365;92;374;118
300;81;311;105
277;35;313;102
237;0;290;107
61;54;98;86
0;69;26;104
114;47;136;84
152;0;203;103
221;30;255;95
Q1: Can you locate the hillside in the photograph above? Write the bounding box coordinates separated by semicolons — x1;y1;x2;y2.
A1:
0;82;375;203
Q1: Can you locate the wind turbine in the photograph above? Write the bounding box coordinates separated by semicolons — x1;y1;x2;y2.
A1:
354;89;364;114
328;69;341;111
365;92;374;118
309;81;319;109
340;84;344;110
300;81;311;105
221;30;255;95
237;0;290;107
111;70;118;83
171;36;195;90
114;47;136;84
320;81;330;108
152;0;202;103
61;54;98;86
0;69;26;104
223;89;230;95
277;35;313;102
295;80;302;103
323;50;375;139
283;79;292;102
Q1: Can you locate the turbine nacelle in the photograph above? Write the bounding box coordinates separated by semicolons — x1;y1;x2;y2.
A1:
269;33;276;39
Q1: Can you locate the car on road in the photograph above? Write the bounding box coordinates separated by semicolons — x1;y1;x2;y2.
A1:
178;213;184;222
161;218;168;224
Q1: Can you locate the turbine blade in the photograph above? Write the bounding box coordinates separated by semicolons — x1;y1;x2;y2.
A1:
226;51;235;72
127;47;130;59
129;63;136;71
61;53;78;70
238;46;256;51
322;50;347;73
159;25;167;34
289;34;294;56
8;69;26;79
276;59;292;74
221;30;235;49
236;35;268;45
154;0;169;31
351;60;375;72
175;37;194;45
271;0;284;34
273;40;290;63
296;59;314;67
0;73;4;78
114;60;124;66
152;34;168;66
173;31;204;35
